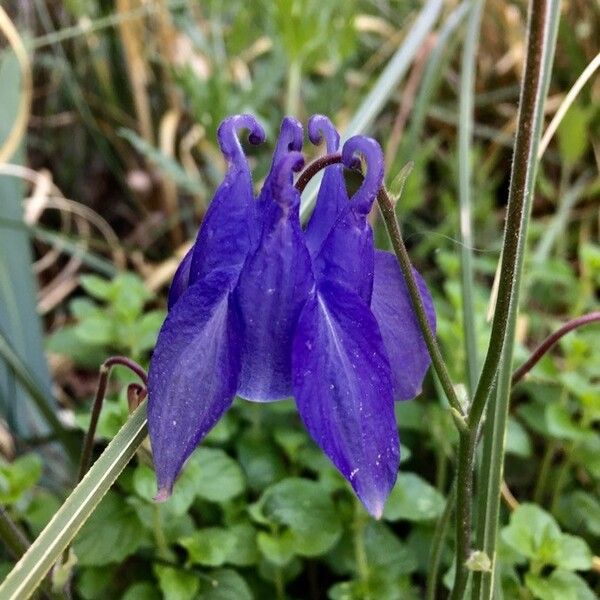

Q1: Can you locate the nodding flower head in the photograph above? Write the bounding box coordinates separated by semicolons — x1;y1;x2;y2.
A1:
148;114;436;517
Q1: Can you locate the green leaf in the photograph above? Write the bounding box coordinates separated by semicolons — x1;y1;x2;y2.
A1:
557;491;600;536
133;463;196;516
552;534;593;571
329;574;420;600
502;503;561;560
327;521;417;578
187;447;246;503
180;527;236;567
73;491;148;565
556;103;591;166
525;569;596;600
383;473;445;522
23;491;61;536
545;404;589;441
501;503;592;570
237;431;286;491
256;530;296;566
75;313;115;346
0;454;42;504
506;417;532;457
572;435;600;479
224;523;259;567
122;581;162;600
197;568;252;600
79;275;113;300
109;273;152;322
251;478;342;557
154;565;199;600
45;325;105;368
76;566;113;600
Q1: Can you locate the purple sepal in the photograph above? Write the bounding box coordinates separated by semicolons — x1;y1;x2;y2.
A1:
304;115;347;256
311;136;385;304
235;151;315;401
190;115;265;285
148;271;242;497
167;247;193;310
292;279;399;518
371;250;435;400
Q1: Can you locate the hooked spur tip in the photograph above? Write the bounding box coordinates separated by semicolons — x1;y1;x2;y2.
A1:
308;114;340;153
154;486;172;503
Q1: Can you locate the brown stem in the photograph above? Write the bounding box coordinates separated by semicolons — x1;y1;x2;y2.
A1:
77;356;147;482
295;152;342;193
512;311;600;385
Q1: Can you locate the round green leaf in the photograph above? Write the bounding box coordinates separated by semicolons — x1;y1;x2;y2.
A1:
252;478;342;557
383;473;445;522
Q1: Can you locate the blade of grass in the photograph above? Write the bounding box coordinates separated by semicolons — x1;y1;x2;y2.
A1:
0;400;148;600
299;0;444;219
471;2;561;598
0;327;78;461
402;2;470;160
0;49;63;452
0;216;117;277
457;0;485;393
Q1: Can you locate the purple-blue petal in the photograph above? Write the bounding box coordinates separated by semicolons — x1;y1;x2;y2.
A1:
310;136;384;303
235;151;314;401
148;272;241;498
291;279;399;518
371;250;435;400
190;114;265;285
304;115;347;256
167;247;193;310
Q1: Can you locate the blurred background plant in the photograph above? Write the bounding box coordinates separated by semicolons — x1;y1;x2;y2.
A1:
0;0;598;598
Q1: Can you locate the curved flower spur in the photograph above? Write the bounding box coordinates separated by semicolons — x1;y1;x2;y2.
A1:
147;114;436;517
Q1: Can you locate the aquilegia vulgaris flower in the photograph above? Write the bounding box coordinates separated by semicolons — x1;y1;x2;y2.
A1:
148;114;435;517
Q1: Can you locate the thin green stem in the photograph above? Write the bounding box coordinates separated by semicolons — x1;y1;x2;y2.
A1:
549;442;575;514
152;505;170;560
0;507;30;559
286;60;302;116
377;188;465;417
471;1;561;598
533;441;558;504
353;501;370;595
426;481;456;600
457;0;485;393
448;1;560;597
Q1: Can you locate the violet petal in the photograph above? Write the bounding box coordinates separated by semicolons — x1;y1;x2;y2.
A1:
371;250;435;400
235;151;314;401
311;136;384;304
148;272;241;497
167;247;193;310
292;279;399;518
304;115;347;256
190;114;265;285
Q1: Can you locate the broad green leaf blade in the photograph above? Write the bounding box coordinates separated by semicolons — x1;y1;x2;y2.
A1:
0;49;56;442
0;400;148;600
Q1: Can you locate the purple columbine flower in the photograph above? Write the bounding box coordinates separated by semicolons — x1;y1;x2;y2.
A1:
147;114;435;517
